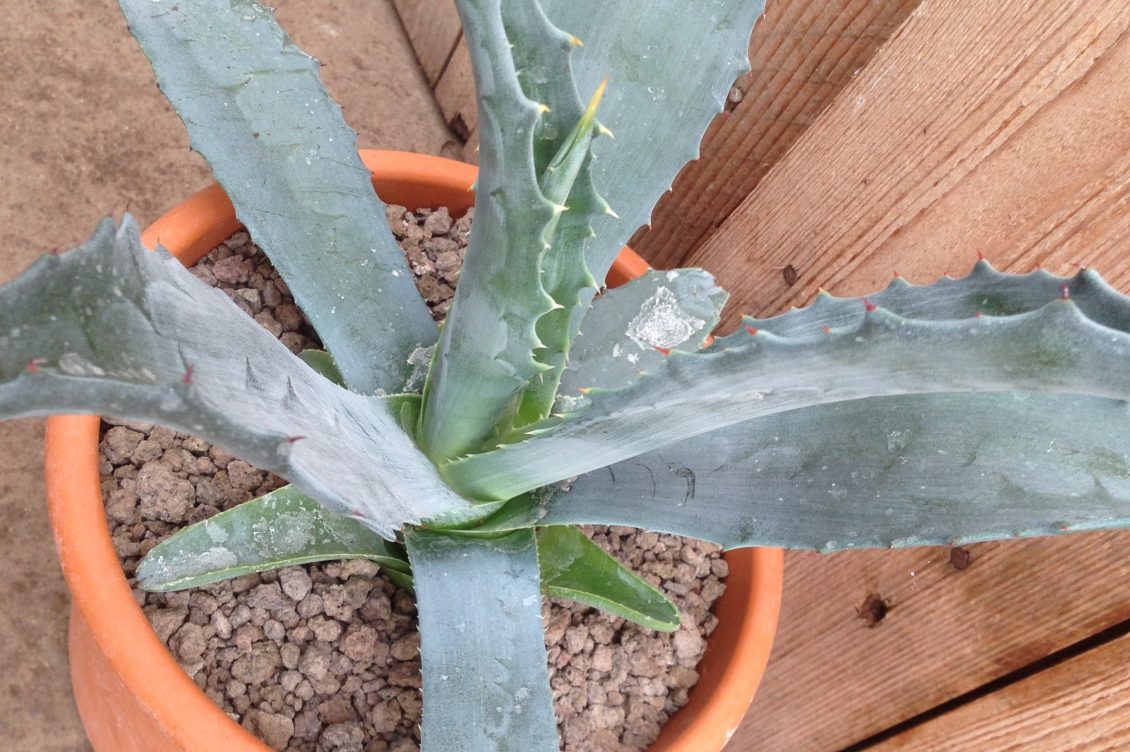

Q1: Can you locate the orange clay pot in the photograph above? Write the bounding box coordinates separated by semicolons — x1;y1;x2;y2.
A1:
45;150;784;752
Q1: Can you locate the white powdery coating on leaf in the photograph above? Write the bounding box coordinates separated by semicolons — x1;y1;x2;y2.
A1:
625;287;705;350
58;351;107;377
205;519;229;544
251;511;317;556
402;344;435;393
142;545;239;586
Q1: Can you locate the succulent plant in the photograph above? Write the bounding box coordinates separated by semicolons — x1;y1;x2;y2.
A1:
7;0;1130;749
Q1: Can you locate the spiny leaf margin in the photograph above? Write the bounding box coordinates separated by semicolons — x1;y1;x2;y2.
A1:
442;264;1130;500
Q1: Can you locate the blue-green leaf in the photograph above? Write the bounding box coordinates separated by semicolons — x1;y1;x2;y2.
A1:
0;218;472;537
118;0;437;395
558;268;726;396
443;265;1130;501
419;0;560;461
406;528;558;752
538;0;767;284
471;392;1130;552
137;486;409;592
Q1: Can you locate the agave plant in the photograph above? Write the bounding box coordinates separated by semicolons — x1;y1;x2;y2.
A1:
8;0;1130;749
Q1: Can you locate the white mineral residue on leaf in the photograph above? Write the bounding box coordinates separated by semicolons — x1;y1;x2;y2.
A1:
402;344;434;393
251;510;316;555
205;519;229;544
552;393;583;414
626;287;704;350
144;545;239;584
58;352;106;377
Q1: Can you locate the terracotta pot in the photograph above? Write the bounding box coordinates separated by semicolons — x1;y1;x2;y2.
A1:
45;150;784;752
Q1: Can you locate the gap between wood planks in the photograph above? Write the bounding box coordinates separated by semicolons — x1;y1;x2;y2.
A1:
842;616;1130;750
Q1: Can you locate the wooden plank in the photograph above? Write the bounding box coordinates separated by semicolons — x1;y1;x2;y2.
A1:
872;630;1130;751
392;0;462;86
633;0;924;269
434;35;476;139
699;2;1130;748
686;0;1130;325
730;535;1130;751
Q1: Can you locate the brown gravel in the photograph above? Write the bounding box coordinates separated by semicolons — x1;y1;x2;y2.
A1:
101;207;726;751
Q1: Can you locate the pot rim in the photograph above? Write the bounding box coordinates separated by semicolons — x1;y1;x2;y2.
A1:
45;149;783;752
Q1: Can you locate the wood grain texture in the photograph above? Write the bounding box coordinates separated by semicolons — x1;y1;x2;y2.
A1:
710;4;1130;747
433;35;476;139
391;0;463;86
687;0;1130;327
872;630;1130;751
730;535;1130;751
632;0;923;269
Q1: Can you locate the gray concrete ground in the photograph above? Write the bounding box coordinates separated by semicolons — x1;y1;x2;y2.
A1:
0;2;454;748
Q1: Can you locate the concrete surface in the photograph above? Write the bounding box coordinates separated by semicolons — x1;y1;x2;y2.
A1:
0;2;454;748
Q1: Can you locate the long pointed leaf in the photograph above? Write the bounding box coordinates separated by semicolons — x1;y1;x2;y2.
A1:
539;0;767;283
443;266;1130;500
2;218;473;537
472;392;1130;551
502;2;609;424
538;525;678;631
137;485;409;592
141;487;678;634
406;528;557;752
419;0;560;460
118;0;436;394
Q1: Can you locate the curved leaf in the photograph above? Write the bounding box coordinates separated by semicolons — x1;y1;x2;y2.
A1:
419;0;560;461
538;0;767;282
558;268;726;396
473;392;1130;551
137;485;409;592
118;0;436;394
443;266;1130;500
502;2;609;424
538;525;678;631
407;528;558;752
1;218;473;537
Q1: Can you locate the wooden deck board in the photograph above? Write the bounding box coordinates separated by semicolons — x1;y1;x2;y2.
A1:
710;1;1130;748
871;629;1130;751
729;535;1130;750
434;35;476;140
687;0;1130;325
391;0;463;86
632;0;923;269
